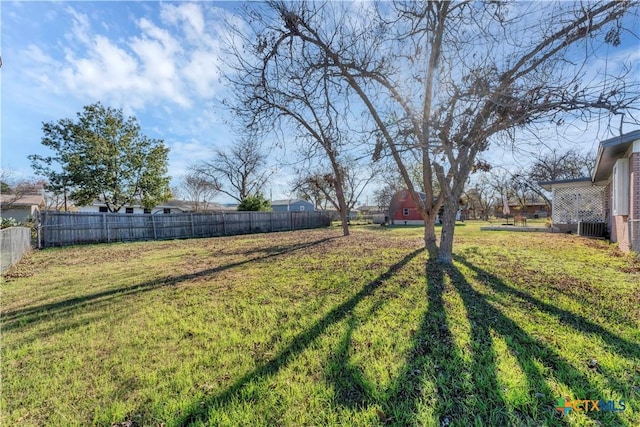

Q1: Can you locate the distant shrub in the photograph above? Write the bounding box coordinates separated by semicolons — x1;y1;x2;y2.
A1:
1;217;20;229
237;194;271;212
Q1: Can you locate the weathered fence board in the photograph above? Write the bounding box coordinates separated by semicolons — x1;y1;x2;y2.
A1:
39;211;330;248
1;227;32;273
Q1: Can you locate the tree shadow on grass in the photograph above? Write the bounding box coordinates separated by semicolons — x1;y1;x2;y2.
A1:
323;257;631;426
1;236;338;333
325;315;373;409
453;254;640;361
352;258;524;426
444;256;629;426
456;254;640;416
176;247;425;426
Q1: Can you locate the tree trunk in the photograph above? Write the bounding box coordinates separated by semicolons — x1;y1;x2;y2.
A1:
437;201;458;264
339;208;349;236
423;213;439;258
334;177;350;237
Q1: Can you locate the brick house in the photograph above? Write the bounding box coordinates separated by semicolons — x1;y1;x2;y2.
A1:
540;130;640;253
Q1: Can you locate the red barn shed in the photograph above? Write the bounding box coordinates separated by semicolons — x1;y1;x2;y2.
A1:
388;189;465;225
388;190;428;225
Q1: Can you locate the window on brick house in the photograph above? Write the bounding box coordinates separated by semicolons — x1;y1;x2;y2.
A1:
403;208;409;216
99;206;108;213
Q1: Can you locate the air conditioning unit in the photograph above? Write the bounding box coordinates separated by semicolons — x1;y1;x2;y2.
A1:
578;221;606;237
612;158;629;216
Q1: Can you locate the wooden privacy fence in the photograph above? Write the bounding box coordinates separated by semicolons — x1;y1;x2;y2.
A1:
39;211;331;248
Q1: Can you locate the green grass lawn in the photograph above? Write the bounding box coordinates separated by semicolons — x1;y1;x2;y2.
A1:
2;222;639;426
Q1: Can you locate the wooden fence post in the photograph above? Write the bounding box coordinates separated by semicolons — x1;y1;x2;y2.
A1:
151;215;157;240
103;213;108;243
222;213;226;236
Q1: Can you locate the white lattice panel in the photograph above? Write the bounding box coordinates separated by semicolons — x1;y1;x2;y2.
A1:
552;186;606;224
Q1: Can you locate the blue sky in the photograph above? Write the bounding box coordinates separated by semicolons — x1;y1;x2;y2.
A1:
1;1;278;201
1;1;639;204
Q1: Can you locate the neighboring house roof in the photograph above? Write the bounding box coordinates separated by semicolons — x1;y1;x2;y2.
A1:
205;203;237;211
538;177;592;192
507;200;549;207
271;199;312;206
156;199;194;211
392;190;431;203
592;129;640;182
357;205;384;212
0;194;45;207
80;199;197;211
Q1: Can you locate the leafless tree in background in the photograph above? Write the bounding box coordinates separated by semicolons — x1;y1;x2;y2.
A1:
222;9;379;236
0;170;46;210
292;161;376;221
192;138;272;203
513;148;596;207
464;173;496;221
178;171;220;212
292;173;327;210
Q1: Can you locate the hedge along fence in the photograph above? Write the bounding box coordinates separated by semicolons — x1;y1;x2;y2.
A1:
39;211;331;248
1;227;32;273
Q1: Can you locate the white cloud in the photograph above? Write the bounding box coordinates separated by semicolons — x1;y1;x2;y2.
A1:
166;138;214;180
183;50;221;97
24;44;56;66
65;6;92;46
160;3;205;40
16;5;237;114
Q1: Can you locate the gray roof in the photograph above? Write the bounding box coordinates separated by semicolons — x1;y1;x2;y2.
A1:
357;205;383;211
538;177;591;191
271;199;311;206
592;130;640;182
0;194;45;206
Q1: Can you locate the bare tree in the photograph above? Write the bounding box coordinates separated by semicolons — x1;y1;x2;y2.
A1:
530;148;595;182
42;190;68;211
513;148;596;207
1;169;75;212
489;168;515;216
0;170;45;210
465;173;496;221
248;0;637;263
178;171;220;212
292;175;327;210
193;138;271;203
293;162;375;219
1;169;16;194
373;184;397;214
221;3;389;236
